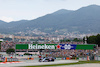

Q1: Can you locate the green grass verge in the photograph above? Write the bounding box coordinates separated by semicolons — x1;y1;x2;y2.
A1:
20;61;100;67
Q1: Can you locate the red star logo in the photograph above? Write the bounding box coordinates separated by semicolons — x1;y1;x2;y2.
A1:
56;44;61;49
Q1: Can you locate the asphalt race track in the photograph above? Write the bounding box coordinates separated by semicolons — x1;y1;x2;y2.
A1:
0;60;78;67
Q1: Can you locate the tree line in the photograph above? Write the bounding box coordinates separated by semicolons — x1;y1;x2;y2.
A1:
60;34;100;47
60;38;83;43
83;34;100;47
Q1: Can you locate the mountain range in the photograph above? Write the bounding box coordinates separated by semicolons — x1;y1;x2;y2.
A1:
0;5;100;34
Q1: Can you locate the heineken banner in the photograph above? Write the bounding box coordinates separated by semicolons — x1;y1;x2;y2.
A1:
16;44;57;49
16;44;95;50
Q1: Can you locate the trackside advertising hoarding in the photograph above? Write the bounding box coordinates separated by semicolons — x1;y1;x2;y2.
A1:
16;44;57;49
16;44;96;50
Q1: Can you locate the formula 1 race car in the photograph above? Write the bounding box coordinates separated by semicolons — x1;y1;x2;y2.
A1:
39;57;55;62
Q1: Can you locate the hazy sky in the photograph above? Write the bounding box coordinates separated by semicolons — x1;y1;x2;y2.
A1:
0;0;100;22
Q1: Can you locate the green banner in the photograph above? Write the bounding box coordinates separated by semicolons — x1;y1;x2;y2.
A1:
16;44;96;50
76;44;95;50
16;44;28;49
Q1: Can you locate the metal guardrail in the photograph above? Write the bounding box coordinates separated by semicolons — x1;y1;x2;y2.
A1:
0;58;18;62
